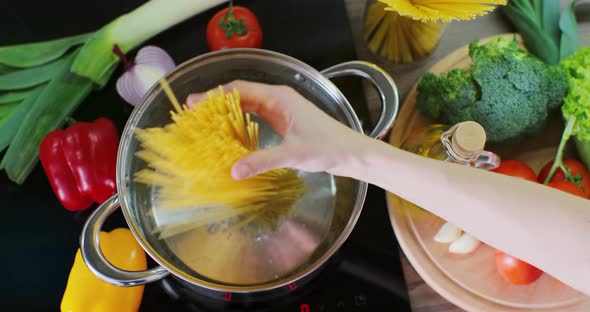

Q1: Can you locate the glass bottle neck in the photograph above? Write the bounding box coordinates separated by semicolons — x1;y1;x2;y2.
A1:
440;123;500;170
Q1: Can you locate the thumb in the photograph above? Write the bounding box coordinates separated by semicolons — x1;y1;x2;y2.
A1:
232;146;290;180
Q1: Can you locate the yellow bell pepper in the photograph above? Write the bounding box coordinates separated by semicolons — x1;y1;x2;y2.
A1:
61;228;147;312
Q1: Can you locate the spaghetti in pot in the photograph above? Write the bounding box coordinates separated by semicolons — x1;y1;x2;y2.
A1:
134;80;306;239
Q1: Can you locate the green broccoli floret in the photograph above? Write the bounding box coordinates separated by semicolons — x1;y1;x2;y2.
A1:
416;36;568;144
416;69;478;122
545;65;569;111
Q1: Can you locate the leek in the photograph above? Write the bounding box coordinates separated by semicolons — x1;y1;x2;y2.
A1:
0;0;228;184
0;63;94;183
0;33;90;68
0;102;21;125
0;64;16;75
0;86;43;152
0;53;73;90
0;89;39;105
502;0;582;65
502;0;560;65
559;1;582;60
73;0;228;85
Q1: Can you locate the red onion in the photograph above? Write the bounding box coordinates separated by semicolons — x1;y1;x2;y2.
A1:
114;45;176;106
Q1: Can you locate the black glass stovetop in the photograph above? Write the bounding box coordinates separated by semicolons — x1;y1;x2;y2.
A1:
1;0;411;311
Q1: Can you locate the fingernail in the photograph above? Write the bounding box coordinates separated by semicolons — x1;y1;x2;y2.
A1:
232;163;251;180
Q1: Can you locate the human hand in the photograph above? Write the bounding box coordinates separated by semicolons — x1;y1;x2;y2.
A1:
187;80;373;180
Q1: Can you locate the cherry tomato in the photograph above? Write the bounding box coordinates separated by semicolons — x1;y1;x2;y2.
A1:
206;5;262;51
547;180;587;198
495;250;543;285
538;159;590;198
491;160;537;182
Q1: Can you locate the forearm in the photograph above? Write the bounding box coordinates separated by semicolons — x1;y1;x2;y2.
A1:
343;138;590;295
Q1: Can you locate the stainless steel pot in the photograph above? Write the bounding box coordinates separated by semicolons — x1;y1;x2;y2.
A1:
80;49;399;295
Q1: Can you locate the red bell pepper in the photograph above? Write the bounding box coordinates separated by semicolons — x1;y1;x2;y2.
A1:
39;118;119;211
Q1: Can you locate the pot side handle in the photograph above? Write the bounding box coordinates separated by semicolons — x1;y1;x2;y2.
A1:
321;61;399;139
80;194;169;287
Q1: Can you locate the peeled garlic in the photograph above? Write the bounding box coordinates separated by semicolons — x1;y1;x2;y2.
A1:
448;233;481;254
434;222;463;243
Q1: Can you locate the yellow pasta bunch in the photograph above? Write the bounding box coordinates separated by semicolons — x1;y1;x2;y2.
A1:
134;82;306;238
379;0;507;23
365;1;443;63
365;0;506;63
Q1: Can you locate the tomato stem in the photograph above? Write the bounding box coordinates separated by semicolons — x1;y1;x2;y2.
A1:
544;115;578;185
219;0;248;38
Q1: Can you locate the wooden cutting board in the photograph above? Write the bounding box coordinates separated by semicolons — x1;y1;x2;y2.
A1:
386;33;590;312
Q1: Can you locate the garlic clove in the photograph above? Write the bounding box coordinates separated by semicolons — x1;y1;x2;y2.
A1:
434;222;463;243
448;232;481;254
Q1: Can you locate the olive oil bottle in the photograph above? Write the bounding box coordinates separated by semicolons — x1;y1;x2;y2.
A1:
401;121;500;169
400;121;500;254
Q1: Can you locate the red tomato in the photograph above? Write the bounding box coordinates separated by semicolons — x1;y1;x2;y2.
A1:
491;160;537;182
206;5;262;51
495;250;543;285
538;159;590;198
547;180;587;198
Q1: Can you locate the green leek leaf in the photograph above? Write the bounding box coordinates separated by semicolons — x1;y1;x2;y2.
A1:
95;63;119;90
0;33;90;68
0;68;93;184
0;52;75;90
502;2;560;65
532;0;542;23
559;0;581;60
71;0;228;85
0;64;16;75
71;25;121;87
0;88;41;104
0;0;230;183
0;101;21;122
0;86;43;152
540;0;561;48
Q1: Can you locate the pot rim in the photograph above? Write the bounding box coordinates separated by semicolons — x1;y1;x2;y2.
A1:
116;48;368;293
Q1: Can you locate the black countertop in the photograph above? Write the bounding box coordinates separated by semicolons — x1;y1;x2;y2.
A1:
0;1;408;311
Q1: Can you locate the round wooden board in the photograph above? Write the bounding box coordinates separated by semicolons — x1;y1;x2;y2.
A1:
386;33;590;311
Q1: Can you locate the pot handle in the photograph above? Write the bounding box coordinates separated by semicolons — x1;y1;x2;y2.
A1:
321;61;399;139
80;194;169;287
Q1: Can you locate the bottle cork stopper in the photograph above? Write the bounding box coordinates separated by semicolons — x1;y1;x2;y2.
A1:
451;121;486;158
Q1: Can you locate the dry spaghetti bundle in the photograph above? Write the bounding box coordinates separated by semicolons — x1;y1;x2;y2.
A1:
365;0;506;63
134;82;306;239
379;0;506;23
365;1;444;63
